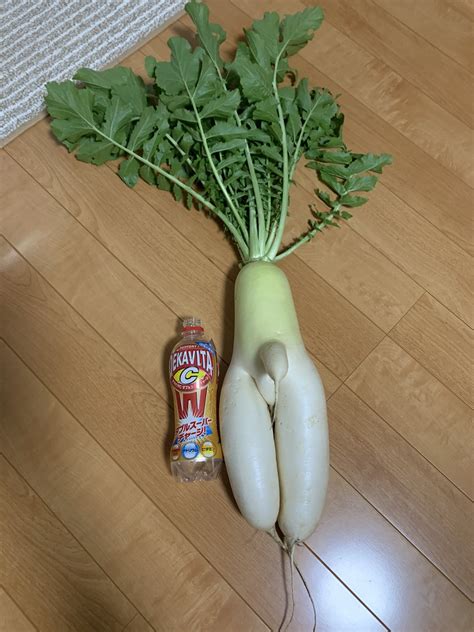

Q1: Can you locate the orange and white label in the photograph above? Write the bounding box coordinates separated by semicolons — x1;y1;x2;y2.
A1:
169;341;222;464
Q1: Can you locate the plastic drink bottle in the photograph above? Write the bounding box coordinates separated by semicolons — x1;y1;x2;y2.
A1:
169;317;223;482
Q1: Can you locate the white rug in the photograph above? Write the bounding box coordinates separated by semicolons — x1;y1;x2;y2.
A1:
1;0;185;145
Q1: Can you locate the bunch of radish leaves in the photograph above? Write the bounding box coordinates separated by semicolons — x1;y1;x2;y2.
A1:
45;0;391;263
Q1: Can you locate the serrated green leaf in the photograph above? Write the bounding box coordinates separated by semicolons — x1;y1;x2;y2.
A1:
112;74;146;116
316;189;333;207
181;132;194;153
157;173;171;191
307;150;352;164
318;164;348;178
155;37;201;95
170;108;196;123
200;89;240;118
186;0;226;72
281;7;324;56
344;174;378;192
73;66;133;89
145;56;156;78
339;194;368;207
159;93;189;111
75;137;117;164
142;128;164;161
50;117;95;143
296;78;311;112
119;158;140;187
216;155;246;171
140;164;156;185
319;170;345;195
209;138;247;154
206;121;270;142
128;106;158;151
245;29;271;68
346;153;392;175
102;95;133;137
255;145;283;162
45;81;95;122
230;45;272;102
253;96;279;124
193;56;219;106
172;183;183;202
340;210;353;219
248;12;280;61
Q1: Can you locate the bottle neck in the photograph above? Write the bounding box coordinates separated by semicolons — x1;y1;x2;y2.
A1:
181;326;204;340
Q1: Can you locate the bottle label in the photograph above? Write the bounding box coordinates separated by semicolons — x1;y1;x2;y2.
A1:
170;341;222;463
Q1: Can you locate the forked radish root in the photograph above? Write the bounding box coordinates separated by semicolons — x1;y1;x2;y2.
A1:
220;262;329;547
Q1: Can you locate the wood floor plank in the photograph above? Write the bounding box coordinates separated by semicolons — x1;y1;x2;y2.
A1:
1;342;267;632
373;0;473;70
0;240;384;631
328;386;473;598
200;0;472;255
0;149;340;398
305;0;472;126
187;0;473;324
0;457;136;632
236;0;474;188
346;337;473;498
0;588;36;632
390;293;473;408
5;125;382;381
306;469;473;632
128;45;423;334
123;615;155;632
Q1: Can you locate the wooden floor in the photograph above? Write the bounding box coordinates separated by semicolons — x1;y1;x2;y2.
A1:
1;1;472;630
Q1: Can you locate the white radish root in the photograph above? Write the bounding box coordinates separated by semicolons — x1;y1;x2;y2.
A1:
220;365;279;531
220;261;329;541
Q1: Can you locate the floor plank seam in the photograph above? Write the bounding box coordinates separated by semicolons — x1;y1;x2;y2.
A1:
122;613;156;632
0;452;145;632
347;220;470;328
353;292;474;407
1;336;271;631
370;0;474;72
343;382;472;502
302;544;391;631
0;584;40;632
386;342;473;411
323;4;472;129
